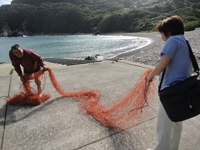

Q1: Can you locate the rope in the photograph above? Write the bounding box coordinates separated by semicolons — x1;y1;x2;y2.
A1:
6;67;156;129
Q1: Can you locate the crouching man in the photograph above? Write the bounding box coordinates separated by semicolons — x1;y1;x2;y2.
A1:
9;44;47;96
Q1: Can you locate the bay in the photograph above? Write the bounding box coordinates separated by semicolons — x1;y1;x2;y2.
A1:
0;35;151;63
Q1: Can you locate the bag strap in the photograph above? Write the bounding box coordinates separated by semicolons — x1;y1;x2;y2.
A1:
186;40;199;74
158;40;199;92
158;69;165;93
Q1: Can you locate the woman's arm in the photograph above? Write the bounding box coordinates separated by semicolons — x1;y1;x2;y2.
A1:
147;54;171;82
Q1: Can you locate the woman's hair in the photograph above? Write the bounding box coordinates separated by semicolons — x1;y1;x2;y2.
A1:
11;44;20;50
156;15;184;37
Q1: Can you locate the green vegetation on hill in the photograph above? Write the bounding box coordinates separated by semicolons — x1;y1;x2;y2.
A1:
1;0;200;36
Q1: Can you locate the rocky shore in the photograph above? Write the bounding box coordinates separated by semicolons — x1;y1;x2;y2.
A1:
111;30;200;67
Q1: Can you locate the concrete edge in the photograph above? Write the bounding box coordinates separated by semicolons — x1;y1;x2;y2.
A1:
118;60;155;69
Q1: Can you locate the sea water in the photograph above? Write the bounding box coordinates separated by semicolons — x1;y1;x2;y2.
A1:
0;35;151;63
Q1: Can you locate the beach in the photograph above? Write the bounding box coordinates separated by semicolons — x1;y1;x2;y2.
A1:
1;30;199;71
2;30;200;65
111;30;200;67
1;31;200;149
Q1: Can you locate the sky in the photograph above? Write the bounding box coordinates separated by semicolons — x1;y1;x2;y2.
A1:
0;0;12;6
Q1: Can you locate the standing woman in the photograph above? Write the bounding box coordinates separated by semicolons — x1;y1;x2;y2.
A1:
147;15;193;150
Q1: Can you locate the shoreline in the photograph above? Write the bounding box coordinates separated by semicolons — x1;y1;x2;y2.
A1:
107;32;160;55
1;31;200;67
109;30;200;66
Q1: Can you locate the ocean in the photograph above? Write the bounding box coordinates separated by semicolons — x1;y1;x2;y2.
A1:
0;35;151;63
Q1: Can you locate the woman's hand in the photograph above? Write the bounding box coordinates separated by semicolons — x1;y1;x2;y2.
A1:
147;75;153;83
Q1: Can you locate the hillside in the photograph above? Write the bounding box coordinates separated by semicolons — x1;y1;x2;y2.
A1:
0;0;200;36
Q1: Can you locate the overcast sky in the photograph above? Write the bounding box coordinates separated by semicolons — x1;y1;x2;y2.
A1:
0;0;12;6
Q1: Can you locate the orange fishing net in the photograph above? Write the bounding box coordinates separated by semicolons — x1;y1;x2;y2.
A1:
6;71;51;106
7;67;155;129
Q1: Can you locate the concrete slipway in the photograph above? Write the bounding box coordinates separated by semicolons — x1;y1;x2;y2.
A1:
0;60;199;150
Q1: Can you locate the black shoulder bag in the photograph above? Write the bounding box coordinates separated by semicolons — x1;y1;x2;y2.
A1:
159;40;200;122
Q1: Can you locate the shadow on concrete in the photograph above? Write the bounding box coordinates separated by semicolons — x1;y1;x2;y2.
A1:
108;128;137;150
1;96;65;125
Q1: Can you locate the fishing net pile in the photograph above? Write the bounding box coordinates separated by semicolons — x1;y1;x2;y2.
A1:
7;67;156;129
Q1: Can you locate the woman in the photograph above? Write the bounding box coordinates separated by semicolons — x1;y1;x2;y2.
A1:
147;15;193;150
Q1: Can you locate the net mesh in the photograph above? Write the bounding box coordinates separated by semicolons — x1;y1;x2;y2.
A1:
7;67;155;129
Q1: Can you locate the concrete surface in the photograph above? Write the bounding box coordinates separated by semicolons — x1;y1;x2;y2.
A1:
0;76;10;149
0;60;199;150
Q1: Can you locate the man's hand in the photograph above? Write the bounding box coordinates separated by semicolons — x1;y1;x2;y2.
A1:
20;76;25;82
42;66;48;71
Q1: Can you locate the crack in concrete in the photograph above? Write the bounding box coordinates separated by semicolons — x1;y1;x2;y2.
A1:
74;116;157;150
1;76;12;150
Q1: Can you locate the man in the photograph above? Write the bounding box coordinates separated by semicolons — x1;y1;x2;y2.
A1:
9;44;47;96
